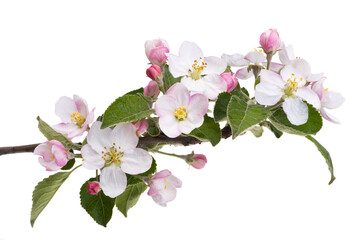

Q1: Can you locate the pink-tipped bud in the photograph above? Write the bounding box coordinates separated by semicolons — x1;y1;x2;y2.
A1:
144;81;160;98
146;64;162;80
259;29;281;54
132;118;149;136
145;38;170;66
186;154;207;169
220;72;238;92
87;181;100;195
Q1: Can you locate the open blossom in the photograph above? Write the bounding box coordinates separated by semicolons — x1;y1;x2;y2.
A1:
312;79;345;123
220;72;238;92
81;121;152;198
255;59;321;125
148;170;182;207
34;140;69;171
167;41;227;100
259;29;281;54
145;38;170;66
53;95;95;140
144;81;160;98
155;83;208;138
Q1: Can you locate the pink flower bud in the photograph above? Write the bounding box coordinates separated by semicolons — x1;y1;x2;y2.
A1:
144;81;160;98
87;181;101;195
187;154;207;169
34;140;69;171
259;29;281;54
132;118;149;135
220;72;238;92
145;38;169;66
146;64;162;80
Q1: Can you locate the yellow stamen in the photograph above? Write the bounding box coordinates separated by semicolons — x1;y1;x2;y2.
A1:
70;112;85;126
189;58;207;80
324;88;329;92
174;106;187;121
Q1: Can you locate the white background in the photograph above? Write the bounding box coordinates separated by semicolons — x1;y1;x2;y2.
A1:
0;0;356;239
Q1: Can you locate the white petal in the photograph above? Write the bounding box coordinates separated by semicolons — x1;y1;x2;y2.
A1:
166;83;190;107
202;56;227;75
198;75;227;100
296;87;321;109
279;43;295;65
321;91;345;109
311;78;326;99
235;67;253;80
262;62;284;73
158;115;181;138
282;59;311;80
179;41;204;66
167;175;182;188
52;123;84;140
255;82;283;106
81;144;105;170
167;53;190;78
179;115;204;134
111;123;138;152
221;53;249;67
260;70;286;88
181;76;205;92
121;148;152;175
100;165;127;198
155;95;177;117
87;121;113;153
55;96;77;123
282;98;308;125
245;51;266;64
308;72;325;82
73;95;89;118
320;108;341;124
157;184;177;204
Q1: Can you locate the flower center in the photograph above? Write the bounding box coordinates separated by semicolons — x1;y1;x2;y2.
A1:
102;144;124;167
283;73;305;98
189;57;207;80
174;106;187;121
71;112;85;126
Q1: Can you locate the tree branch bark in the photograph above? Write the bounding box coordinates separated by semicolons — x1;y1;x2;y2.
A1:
0;126;232;156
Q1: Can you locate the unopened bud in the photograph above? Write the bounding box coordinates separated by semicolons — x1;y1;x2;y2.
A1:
221;72;238;92
87;181;100;195
146;64;162;80
144;81;160;98
259;29;281;54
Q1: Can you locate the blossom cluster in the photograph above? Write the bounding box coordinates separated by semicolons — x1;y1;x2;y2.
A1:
31;29;344;227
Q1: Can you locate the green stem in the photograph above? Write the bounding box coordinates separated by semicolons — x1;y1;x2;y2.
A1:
151;150;185;159
266;53;273;70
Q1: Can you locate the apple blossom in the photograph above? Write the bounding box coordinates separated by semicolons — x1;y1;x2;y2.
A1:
312;79;345;123
145;38;170;66
87;181;101;195
52;95;95;140
155;83;208;138
186;154;207;169
167;41;227;100
147;169;182;207
34;140;69;171
144;81;160;98
255;60;321;125
221;72;238;92
146;64;162;81
132;118;149;136
81;121;152;198
259;29;281;54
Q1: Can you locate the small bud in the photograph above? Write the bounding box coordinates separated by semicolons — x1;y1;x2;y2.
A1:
186;154;207;169
144;81;160;98
146;64;162;80
259;29;281;54
145;38;170;66
132;118;149;136
220;72;238;92
87;181;100;195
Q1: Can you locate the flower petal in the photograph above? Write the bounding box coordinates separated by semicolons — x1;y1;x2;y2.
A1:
55;96;77;123
179;41;204;66
279;43;295;65
158;115;181;138
260;70;286;87
311;78;326;99
221;53;249;67
73;95;89;118
281;59;311;80
282;97;308;125
100;165;127;198
167;175;182;188
87;121;113;153
198;74;227;100
245;51;266;64
52;123;84;140
308;72;325;82
296;87;321;109
167;53;190;78
255;82;283;106
110;123;138;152
187;93;209;117
235;67;253;80
202;56;227;75
320;108;341;124
321;91;345;109
166;83;190;107
81;144;105;170
52;145;68;167
155;95;177;117
121;148;152;175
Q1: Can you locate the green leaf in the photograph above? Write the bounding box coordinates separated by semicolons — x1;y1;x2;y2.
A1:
269;103;322;136
147;118;160;136
139;157;157;177
61;159;75;170
189;115;221;146
31;168;77;227
260;121;283;138
101;95;155;129
227;95;271;139
116;180;147;218
163;64;181;92
214;92;232;122
80;177;116;227
37;117;81;150
124;87;144;96
305;135;336;185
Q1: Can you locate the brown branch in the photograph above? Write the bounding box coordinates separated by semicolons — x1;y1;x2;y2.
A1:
0;126;232;157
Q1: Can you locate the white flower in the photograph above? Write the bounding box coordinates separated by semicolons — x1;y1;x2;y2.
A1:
81;122;152;198
167;41;227;100
255;59;321;125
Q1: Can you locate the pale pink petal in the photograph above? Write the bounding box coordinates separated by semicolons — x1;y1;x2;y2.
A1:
52;123;82;140
255;82;283;106
296;87;321;109
245;51;266;64
34;142;53;162
110;123;138;152
320;108;341;124
152;169;172;180
166;83;190;107
83;108;95;127
155;95;177;117
100;165;127;198
158;115;181;138
308;73;325;82
167;175;182;188
154;184;177;205
38;157;61;171
73;95;89;118
321;91;345;109
148;46;169;65
81;144;105;170
167;53;190;78
55;96;77;123
311;78;326;99
221;53;249;67
260;70;286;87
202;56;227;75
148;178;165;196
262;62;284;73
120;148;152;175
279;43;295;65
52;144;68;167
187;93;209;117
87;121;113;153
235;67;253;80
282;59;311;80
282;97;308;125
179;41;204;66
199;74;227;100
